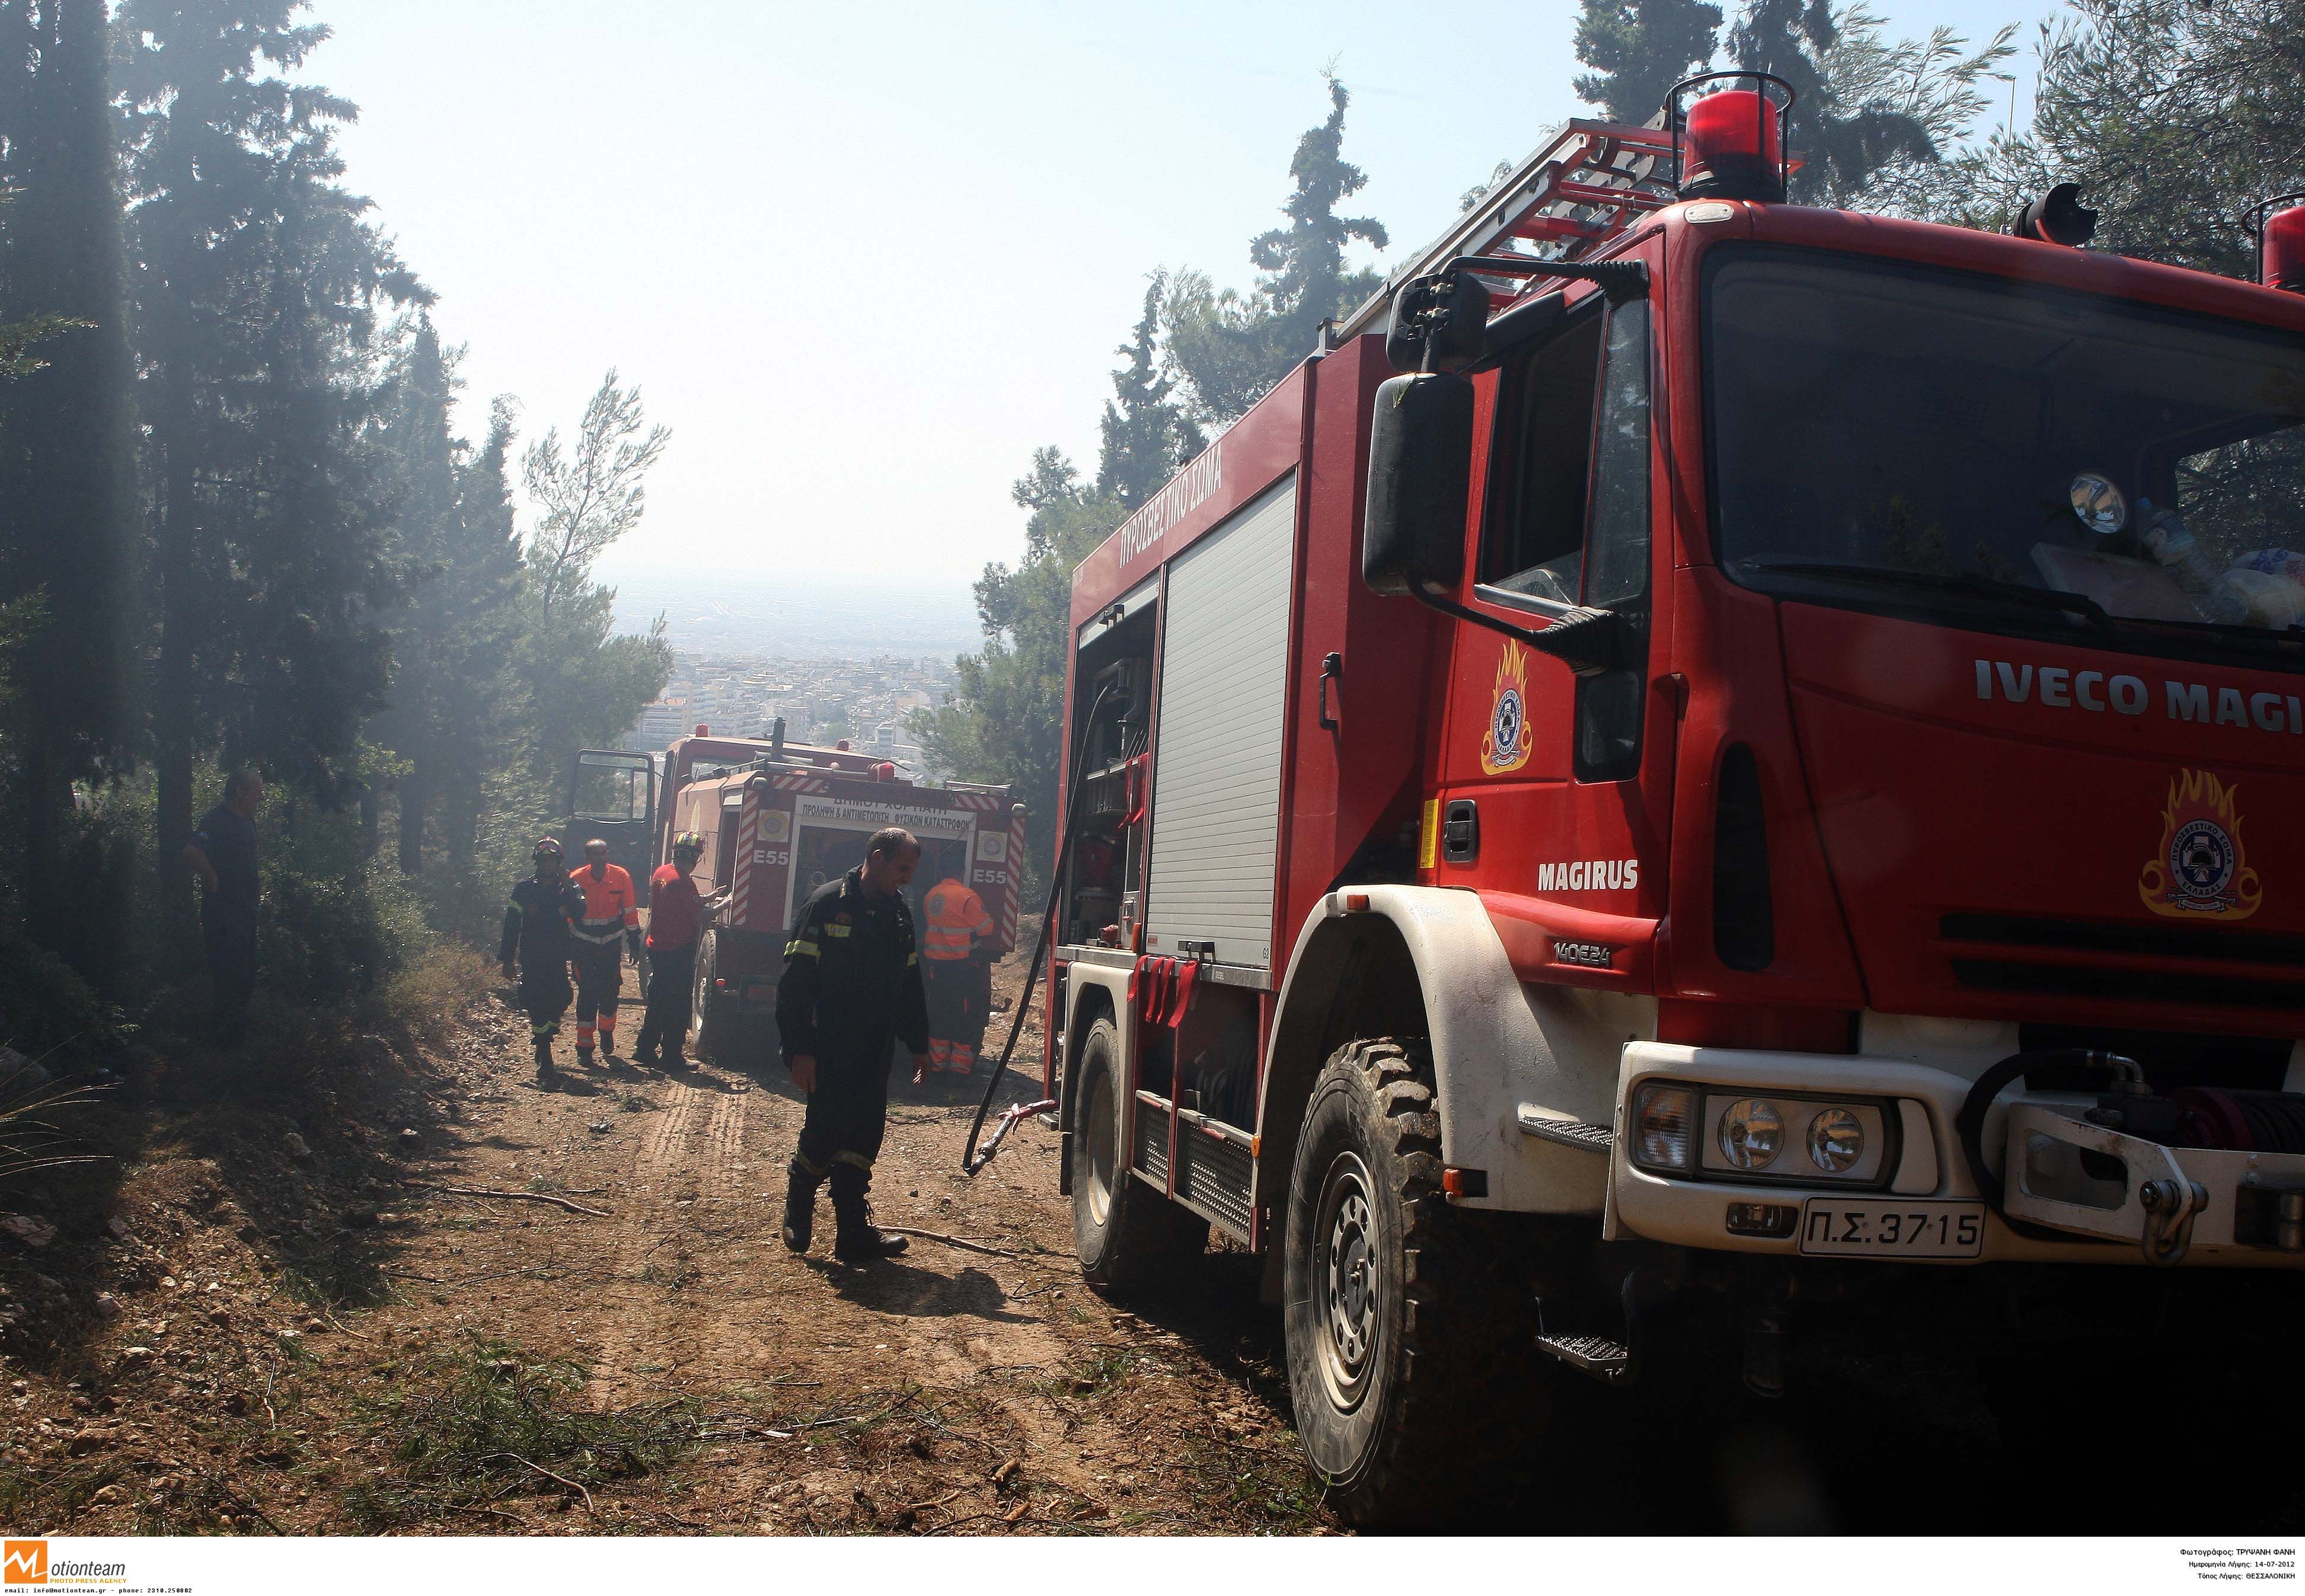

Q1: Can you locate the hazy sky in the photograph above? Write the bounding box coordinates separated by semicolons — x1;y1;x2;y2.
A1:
313;0;2051;588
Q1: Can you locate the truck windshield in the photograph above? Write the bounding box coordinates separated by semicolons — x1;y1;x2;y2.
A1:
1707;247;2305;664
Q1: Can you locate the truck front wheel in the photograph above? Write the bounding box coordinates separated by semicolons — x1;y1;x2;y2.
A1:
1072;1016;1208;1287
1284;1036;1524;1528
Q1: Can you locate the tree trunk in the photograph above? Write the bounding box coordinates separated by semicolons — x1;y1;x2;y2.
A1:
154;393;199;932
397;763;425;876
443;762;479;870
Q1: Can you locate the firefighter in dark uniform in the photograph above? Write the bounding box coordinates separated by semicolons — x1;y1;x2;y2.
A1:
775;826;931;1262
499;837;585;1086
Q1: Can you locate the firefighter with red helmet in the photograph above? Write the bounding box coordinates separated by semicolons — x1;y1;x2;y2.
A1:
499;837;585;1084
636;831;720;1068
569;837;641;1064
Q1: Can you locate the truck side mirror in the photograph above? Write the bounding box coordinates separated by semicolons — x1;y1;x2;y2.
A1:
1362;371;1474;598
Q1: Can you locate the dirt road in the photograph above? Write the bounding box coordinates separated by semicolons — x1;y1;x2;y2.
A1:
356;962;1318;1534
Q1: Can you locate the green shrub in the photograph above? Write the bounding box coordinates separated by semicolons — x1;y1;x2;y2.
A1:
257;798;433;1003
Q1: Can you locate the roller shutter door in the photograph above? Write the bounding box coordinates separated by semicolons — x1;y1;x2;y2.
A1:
1145;474;1297;968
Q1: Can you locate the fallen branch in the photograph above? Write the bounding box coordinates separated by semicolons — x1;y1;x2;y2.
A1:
417;1184;611;1218
480;1452;595;1515
321;1306;373;1342
874;1226;1019;1258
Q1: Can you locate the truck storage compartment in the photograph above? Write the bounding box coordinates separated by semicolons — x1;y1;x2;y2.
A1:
1144;474;1298;968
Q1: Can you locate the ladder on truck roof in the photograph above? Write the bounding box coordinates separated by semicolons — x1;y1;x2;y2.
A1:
1335;117;1673;343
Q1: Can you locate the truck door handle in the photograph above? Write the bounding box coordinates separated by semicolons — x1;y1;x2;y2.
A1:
1442;799;1479;864
1318;652;1343;731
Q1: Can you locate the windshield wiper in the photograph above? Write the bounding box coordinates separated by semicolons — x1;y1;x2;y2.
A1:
1738;558;2119;632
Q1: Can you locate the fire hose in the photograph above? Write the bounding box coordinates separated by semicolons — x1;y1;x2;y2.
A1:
959;681;1118;1177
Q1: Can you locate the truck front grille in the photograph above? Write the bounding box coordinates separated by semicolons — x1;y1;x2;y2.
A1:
1939;913;2305;1016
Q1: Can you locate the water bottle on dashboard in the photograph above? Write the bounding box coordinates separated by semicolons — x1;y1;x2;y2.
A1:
2136;496;2249;624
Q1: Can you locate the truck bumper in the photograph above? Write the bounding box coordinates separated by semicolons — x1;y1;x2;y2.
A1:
1605;1040;2305;1269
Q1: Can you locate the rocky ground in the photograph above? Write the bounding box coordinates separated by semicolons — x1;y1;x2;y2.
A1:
7;952;2304;1537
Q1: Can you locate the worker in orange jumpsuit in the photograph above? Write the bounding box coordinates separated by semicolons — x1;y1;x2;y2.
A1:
569;837;641;1064
917;872;995;1083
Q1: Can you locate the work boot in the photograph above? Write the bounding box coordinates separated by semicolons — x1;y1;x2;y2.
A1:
576;1045;595;1070
830;1166;908;1263
599;1032;617;1060
782;1160;824;1253
533;1038;553;1071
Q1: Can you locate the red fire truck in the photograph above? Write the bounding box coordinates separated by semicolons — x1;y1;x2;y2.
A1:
1041;79;2305;1523
657;734;1024;1061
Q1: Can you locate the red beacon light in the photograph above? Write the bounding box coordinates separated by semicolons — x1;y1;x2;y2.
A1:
1668;72;1793;204
2250;193;2305;293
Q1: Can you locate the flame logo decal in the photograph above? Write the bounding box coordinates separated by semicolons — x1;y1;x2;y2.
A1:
1480;639;1533;775
2138;768;2262;920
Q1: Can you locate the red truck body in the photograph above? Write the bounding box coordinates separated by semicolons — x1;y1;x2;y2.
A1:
1040;112;2305;1521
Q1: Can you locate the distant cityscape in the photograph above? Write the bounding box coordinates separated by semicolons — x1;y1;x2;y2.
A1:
622;651;960;775
602;561;985;774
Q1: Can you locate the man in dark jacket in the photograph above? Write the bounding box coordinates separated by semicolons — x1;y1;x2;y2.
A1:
499;837;585;1085
775;827;931;1263
182;770;264;1045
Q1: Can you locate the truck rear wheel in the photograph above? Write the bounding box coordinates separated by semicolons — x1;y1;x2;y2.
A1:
1283;1036;1527;1528
691;930;734;1062
1072;1016;1208;1287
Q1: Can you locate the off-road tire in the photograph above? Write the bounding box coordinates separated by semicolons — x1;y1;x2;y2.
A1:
1071;1016;1208;1287
691;930;733;1062
1283;1036;1528;1528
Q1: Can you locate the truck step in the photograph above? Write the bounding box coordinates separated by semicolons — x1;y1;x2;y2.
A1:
1535;1331;1632;1384
1517;1111;1615;1153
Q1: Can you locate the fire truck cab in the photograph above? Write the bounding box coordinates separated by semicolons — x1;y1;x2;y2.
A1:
1044;87;2305;1524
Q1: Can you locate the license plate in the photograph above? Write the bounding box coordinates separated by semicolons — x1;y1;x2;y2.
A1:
1798;1199;1985;1259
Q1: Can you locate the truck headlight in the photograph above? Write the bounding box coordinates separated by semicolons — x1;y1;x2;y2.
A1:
1699;1093;1892;1185
1632;1082;1695;1173
1716;1099;1784;1170
1808;1107;1864;1173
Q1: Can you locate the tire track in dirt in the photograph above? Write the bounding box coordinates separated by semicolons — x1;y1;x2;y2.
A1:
586;1070;716;1402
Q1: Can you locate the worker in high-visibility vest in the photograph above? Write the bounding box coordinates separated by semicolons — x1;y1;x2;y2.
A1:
569;837;641;1064
917;872;995;1083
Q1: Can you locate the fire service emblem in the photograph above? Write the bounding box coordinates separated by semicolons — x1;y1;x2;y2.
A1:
1480;640;1533;775
2138;768;2262;920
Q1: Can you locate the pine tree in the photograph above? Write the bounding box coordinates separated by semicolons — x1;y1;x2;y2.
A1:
369;320;524;876
1096;273;1204;510
1725;1;2014;209
1573;0;1723;123
0;0;136;976
1165;76;1388;426
119;0;423;920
